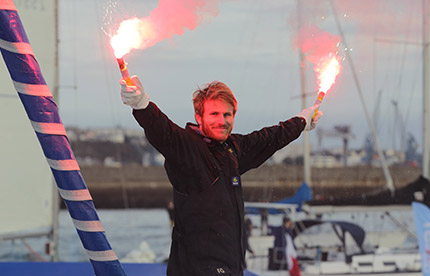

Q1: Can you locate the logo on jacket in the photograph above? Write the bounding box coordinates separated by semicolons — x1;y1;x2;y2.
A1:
232;176;239;186
216;267;225;274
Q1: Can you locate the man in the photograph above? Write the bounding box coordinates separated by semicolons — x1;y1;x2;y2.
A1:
244;217;255;257
120;76;321;276
243;216;255;268
282;217;301;276
268;216;297;272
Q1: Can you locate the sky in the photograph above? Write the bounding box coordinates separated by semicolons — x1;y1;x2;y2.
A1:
57;0;426;151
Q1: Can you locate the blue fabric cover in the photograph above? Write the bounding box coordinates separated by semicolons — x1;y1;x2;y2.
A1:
0;262;260;276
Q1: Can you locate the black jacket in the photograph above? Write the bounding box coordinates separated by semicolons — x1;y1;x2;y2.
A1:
133;102;305;276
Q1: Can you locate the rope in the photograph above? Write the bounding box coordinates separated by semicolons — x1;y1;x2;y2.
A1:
22;240;48;262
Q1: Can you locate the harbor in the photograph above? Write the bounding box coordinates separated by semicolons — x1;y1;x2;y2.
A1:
1;0;430;275
78;164;422;208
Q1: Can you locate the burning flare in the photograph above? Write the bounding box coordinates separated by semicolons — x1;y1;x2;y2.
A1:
110;17;155;59
294;25;343;118
311;53;342;118
107;0;220;84
295;25;343;94
107;0;220;59
315;53;342;94
109;17;155;85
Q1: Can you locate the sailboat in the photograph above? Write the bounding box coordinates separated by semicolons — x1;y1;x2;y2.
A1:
242;1;430;275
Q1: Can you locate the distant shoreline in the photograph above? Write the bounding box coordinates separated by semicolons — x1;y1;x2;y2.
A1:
67;165;421;209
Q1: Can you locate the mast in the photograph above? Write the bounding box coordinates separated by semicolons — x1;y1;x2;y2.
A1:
423;0;430;179
297;0;312;186
49;0;60;262
330;1;395;194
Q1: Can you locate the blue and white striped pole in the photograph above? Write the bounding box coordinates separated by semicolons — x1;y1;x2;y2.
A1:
0;1;127;275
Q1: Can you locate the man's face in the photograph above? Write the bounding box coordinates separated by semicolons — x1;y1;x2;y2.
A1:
195;99;235;142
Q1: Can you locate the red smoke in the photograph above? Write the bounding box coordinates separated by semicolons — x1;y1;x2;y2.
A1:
290;0;421;39
294;25;341;65
109;0;220;58
293;25;343;93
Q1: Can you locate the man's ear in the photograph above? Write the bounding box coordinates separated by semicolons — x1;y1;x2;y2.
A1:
195;113;202;126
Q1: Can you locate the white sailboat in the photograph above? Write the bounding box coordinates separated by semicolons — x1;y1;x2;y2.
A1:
244;0;430;275
0;0;59;261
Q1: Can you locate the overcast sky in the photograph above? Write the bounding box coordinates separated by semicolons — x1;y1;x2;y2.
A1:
58;0;425;151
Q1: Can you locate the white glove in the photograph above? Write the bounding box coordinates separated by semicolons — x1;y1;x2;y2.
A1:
120;75;150;110
296;103;323;131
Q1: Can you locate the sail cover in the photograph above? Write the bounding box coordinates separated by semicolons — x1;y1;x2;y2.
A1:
0;0;57;238
292;219;366;251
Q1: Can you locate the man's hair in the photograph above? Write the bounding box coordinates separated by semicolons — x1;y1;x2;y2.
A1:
192;81;237;117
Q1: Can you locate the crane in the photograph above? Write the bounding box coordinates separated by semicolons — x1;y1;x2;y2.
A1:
316;125;354;167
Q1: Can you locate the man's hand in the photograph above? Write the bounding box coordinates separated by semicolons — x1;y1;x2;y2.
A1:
296;103;323;131
120;75;150;110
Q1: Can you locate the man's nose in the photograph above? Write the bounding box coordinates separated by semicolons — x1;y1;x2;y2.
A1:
216;114;226;124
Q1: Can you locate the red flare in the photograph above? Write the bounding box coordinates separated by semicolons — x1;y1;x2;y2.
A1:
117;57;133;85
